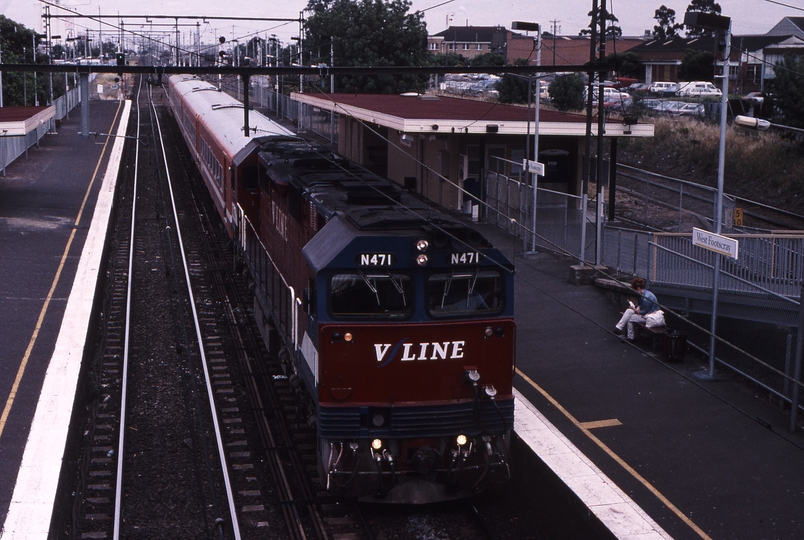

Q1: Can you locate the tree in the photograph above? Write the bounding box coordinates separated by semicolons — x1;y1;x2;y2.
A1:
428;53;467;67
549;74;585;112
468;52;505;67
678;49;715;81
579;8;622;40
304;0;429;93
768;54;804;129
653;5;683;40
496;58;530;104
0;15;46;106
684;0;722;38
604;51;641;79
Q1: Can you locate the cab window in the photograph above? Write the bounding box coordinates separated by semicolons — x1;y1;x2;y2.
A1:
427;270;503;317
330;272;413;319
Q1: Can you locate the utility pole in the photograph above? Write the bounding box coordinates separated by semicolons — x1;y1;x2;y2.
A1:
550;20;560;66
595;0;606;265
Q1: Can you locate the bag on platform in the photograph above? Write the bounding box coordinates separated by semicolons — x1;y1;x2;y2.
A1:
645;310;665;328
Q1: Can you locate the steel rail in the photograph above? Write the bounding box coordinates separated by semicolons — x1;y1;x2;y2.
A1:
150;88;244;540
111;74;143;540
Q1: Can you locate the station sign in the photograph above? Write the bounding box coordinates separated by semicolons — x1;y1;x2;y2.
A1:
692;228;739;259
522;159;545;176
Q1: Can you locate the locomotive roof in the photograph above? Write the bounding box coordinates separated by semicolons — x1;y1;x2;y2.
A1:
256;137;461;229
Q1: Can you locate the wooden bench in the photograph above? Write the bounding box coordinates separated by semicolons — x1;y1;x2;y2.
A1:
632;321;667;353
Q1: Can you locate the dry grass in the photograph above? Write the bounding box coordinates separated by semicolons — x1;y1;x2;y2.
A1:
618;117;804;212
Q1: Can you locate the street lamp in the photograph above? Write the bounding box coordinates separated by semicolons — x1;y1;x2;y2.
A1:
512;21;541;253
684;11;731;381
734;115;804;134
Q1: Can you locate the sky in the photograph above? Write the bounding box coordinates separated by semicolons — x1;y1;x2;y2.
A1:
2;0;803;47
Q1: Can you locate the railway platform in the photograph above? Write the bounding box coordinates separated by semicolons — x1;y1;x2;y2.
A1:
468;218;804;540
0;100;129;539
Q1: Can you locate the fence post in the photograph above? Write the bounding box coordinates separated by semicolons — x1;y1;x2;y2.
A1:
790;285;804;432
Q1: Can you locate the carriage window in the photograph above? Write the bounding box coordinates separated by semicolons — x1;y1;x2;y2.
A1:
330;272;413;319
427;270;503;317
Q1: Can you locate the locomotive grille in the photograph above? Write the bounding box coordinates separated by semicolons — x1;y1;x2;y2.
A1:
317;399;514;439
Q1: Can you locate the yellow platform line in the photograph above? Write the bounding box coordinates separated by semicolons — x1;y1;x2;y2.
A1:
579;418;623;429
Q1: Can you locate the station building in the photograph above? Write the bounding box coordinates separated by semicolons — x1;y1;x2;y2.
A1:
292;91;653;214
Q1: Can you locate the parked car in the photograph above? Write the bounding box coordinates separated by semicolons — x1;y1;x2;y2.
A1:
648;81;679;96
610;77;638;89
605;97;633;112
672;103;706;117
650;100;685;114
584;86;631;104
742;92;765;105
677;81;722;97
628;82;651;94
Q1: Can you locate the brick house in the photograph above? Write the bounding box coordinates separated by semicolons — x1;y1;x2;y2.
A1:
428;25;645;67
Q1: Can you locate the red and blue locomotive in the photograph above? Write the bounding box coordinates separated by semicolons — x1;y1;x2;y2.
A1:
167;75;516;503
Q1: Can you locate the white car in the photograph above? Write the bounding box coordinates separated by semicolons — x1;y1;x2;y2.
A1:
742;92;765;105
677;81;722;97
584;86;630;103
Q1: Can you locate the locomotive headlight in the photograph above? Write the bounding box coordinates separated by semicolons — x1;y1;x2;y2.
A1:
344;332;353;342
371;438;383;450
416;254;429;266
416;239;429;252
456;434;468;447
484;326;493;338
484;385;497;398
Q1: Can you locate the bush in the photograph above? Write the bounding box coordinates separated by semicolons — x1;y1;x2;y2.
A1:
548;74;585;112
619;117;804;212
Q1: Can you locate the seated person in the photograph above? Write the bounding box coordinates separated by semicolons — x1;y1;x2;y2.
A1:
613;277;661;341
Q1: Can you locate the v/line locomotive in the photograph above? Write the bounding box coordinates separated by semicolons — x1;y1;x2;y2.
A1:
166;75;516;503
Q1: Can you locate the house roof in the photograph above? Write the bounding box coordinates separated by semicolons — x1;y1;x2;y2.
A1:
291;92;653;138
628;33;801;62
767;17;804;38
627;36;719;59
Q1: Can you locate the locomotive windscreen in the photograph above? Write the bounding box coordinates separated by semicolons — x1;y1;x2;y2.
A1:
427;270;504;317
330;272;413;319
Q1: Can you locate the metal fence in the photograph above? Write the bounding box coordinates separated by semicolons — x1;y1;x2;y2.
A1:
649;233;804;298
484;154;588;259
645;233;803;424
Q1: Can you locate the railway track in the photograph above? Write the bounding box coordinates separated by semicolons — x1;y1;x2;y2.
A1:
616;165;804;232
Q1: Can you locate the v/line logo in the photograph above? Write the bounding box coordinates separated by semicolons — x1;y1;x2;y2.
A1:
374;341;466;363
